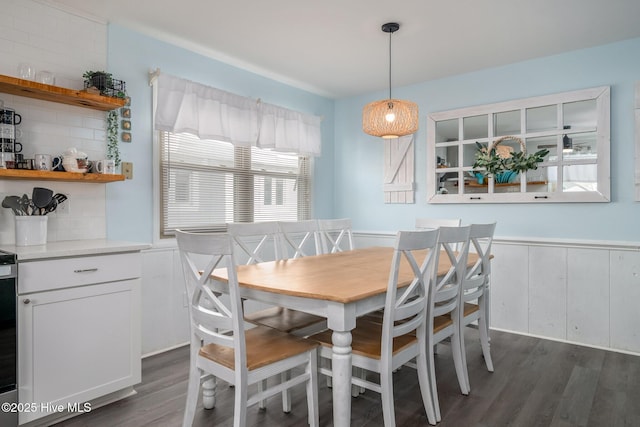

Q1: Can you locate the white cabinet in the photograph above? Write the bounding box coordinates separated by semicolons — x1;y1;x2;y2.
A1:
17;252;141;425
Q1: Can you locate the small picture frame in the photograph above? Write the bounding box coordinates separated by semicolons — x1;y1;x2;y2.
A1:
121;132;132;143
124;96;131;106
121;120;131;130
121;108;131;118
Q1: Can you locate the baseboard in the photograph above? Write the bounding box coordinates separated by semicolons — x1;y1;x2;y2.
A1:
142;341;189;359
490;327;640;357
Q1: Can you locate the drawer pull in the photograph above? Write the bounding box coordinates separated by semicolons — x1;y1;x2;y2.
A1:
23;298;30;304
74;268;98;273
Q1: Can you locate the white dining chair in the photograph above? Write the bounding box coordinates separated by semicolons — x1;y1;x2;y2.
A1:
278;220;323;259
234;220;325;336
245;220;327;336
227;221;324;336
427;225;471;422
458;222;496;392
176;230;319;427
317;218;355;253
227;221;325;410
226;221;281;265
311;229;440;426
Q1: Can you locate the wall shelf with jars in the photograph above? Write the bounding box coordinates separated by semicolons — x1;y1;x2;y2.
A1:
0;73;126;183
0;169;124;183
0;74;126;111
426;86;610;203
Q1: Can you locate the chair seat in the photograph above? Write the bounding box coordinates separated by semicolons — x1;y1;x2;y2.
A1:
433;314;453;334
199;325;319;371
245;307;325;333
461;302;480;317
310;318;418;360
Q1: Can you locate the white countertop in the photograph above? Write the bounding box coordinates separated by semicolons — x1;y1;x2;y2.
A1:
0;239;151;261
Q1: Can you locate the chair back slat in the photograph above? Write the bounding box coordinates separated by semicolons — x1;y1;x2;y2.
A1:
463;276;485;299
467;222;496;277
227;221;281;264
278;220;321;259
394;313;425;337
381;229;439;358
317;218;354;254
176;230;246;367
394;295;426;322
463;222;496;302
430;226;471;319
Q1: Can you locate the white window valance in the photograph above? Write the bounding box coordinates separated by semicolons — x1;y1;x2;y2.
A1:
154;73;321;156
258;102;322;156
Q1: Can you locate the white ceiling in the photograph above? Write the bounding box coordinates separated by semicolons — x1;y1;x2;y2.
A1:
42;0;640;99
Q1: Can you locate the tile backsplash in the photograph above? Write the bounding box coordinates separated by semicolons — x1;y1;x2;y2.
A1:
0;0;110;244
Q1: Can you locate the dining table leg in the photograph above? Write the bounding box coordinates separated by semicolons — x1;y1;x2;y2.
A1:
331;330;352;427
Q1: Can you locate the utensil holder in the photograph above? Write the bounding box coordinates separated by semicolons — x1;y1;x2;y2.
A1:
15;216;48;246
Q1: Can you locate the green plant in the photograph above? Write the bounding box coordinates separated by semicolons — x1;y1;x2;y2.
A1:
107;110;121;167
473;137;548;178
83;70;113;91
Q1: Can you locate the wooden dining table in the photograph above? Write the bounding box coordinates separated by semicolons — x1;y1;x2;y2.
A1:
210;246;480;427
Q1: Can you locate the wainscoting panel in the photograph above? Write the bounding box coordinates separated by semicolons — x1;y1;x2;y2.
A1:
610;250;640;353
141;248;189;355
528;246;567;340
567;248;610;347
491;244;529;333
140;234;640;356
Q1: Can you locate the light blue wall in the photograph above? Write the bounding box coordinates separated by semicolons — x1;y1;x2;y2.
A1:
104;23;640;243
334;38;640;241
104;25;335;243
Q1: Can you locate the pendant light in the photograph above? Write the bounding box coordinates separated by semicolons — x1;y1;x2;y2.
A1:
363;22;418;139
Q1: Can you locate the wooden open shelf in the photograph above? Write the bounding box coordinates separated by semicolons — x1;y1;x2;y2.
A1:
0;169;125;183
0;74;125;111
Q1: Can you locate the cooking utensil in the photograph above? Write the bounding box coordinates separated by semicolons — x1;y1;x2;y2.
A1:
32;187;53;215
52;193;67;205
2;195;23;215
20;194;31;215
43;198;58;215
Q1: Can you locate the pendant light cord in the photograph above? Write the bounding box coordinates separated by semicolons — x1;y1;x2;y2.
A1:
388;29;392;100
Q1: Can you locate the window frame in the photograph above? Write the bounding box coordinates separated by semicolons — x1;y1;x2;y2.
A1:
151;83;313;245
426;86;610;204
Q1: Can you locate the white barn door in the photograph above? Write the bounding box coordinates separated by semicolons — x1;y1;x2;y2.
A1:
383;134;415;204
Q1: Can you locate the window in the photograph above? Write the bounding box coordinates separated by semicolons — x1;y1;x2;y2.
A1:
427;86;610;203
160;131;311;237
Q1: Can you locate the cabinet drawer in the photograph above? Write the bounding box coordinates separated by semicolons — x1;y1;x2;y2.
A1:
18;252;141;294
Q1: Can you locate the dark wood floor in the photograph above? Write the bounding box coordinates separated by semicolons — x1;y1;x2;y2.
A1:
54;329;640;427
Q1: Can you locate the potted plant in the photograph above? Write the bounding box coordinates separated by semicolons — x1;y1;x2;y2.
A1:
473;136;549;184
106;110;121;167
83;70;113;92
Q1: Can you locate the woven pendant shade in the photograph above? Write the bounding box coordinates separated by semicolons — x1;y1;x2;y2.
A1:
362;22;419;139
363;99;419;138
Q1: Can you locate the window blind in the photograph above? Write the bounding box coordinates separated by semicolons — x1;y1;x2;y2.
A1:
160;131;311;237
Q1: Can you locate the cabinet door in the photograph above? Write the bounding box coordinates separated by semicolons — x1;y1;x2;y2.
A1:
18;279;141;424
